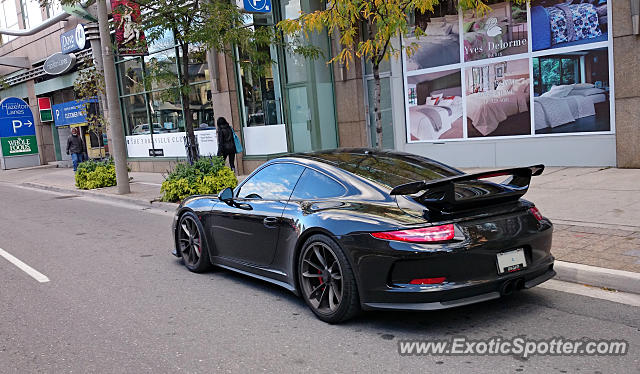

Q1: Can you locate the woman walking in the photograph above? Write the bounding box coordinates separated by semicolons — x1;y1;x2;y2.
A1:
216;117;236;171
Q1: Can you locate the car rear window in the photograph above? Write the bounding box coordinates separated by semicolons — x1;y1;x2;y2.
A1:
291;168;346;200
309;152;460;189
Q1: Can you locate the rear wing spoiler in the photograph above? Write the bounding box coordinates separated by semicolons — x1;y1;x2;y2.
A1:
390;165;544;213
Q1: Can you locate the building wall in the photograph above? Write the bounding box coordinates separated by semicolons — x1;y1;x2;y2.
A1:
612;0;640;168
1;12;84;165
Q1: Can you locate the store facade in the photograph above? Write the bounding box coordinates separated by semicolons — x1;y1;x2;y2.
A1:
119;0;351;173
389;0;639;168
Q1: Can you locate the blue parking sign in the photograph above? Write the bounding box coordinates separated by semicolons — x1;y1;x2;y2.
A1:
238;0;271;13
0;97;36;138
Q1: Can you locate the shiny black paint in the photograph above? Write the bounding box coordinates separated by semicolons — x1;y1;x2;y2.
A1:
172;149;554;310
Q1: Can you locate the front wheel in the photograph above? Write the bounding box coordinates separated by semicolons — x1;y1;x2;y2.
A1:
298;234;360;323
177;212;211;273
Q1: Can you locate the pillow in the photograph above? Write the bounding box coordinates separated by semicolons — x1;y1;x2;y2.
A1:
445;14;459;23
512;79;529;94
544;85;574;97
571;87;605;96
574;83;595;89
425;97;438;105
425;22;452;36
438;96;455;107
496;81;513;91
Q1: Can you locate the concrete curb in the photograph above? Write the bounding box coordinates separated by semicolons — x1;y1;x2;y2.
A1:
20;182;178;212
554;260;640;295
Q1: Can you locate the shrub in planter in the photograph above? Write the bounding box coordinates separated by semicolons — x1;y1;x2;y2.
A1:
75;158;117;190
160;157;238;202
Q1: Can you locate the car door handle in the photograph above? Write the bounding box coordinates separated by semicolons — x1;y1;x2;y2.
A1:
263;217;278;228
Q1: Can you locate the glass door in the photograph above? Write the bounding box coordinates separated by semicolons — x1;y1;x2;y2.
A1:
281;0;338;152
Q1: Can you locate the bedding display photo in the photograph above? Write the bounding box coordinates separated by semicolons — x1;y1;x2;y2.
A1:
463;1;528;62
405;0;460;71
465;58;531;137
531;0;608;52
533;47;610;134
407;69;463;141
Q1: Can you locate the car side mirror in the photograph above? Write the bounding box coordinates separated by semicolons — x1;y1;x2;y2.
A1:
218;187;234;203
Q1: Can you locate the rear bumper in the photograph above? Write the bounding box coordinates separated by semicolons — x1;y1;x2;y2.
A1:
362;266;556;311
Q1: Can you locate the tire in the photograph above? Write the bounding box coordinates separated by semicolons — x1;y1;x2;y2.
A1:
298;234;360;323
176;212;212;273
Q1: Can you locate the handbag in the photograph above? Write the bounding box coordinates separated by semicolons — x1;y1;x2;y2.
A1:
232;130;243;154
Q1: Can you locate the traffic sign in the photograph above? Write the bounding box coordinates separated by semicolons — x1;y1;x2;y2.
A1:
237;0;271;13
0;97;37;138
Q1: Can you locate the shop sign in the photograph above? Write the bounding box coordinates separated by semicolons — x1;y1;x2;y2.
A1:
111;0;149;56
126;130;218;158
52;99;97;127
0;97;39;158
0;97;37;138
60;24;87;54
237;0;271;13
38;97;53;122
43;52;76;76
1;135;38;156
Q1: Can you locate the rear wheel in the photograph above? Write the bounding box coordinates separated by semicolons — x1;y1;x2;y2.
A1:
298;234;360;323
177;212;211;273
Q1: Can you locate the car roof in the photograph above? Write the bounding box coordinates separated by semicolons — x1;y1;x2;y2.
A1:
273;148;462;191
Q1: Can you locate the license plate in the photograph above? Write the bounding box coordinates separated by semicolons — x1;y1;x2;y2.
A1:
496;248;527;274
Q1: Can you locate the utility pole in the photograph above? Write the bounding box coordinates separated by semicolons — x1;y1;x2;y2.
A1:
96;0;130;194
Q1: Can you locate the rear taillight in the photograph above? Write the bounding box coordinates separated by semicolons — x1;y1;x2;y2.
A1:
529;207;543;221
371;224;455;243
409;277;446;285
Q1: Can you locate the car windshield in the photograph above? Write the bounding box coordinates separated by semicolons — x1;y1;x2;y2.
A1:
305;151;461;190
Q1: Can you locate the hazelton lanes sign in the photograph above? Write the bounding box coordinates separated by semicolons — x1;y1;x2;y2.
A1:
0;97;39;158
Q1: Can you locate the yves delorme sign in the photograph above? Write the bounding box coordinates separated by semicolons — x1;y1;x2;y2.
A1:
0;97;39;158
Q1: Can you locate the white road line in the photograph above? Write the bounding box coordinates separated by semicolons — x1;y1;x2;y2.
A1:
538;279;640;307
0;247;50;283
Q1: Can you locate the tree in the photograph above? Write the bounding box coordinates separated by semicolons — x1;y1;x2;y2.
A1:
134;0;278;163
278;0;526;149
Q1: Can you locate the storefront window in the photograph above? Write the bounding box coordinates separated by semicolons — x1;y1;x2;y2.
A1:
189;82;214;128
180;44;210;85
122;94;149;135
118;57;145;96
148;90;184;133
144;48;180;91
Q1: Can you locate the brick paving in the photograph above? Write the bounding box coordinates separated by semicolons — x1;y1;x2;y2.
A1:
552;224;640;273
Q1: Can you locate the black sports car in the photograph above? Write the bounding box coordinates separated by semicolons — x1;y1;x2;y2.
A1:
172;149;555;323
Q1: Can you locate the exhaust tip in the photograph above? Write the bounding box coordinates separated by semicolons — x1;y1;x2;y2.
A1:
514;278;525;290
500;280;515;296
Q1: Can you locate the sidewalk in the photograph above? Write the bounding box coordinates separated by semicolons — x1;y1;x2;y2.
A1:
1;165;639;276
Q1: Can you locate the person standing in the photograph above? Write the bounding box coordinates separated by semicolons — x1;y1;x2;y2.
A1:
66;128;86;172
216;117;236;171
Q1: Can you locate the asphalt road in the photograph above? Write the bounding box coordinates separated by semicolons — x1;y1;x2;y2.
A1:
0;184;638;373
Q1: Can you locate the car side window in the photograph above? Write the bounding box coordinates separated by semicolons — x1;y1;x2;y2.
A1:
238;163;305;200
291;168;347;200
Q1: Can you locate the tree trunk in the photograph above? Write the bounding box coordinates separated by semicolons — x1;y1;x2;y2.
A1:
372;61;383;150
180;42;198;163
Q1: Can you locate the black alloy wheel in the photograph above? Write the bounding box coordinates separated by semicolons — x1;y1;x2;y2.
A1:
299;235;360;323
177;212;211;272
